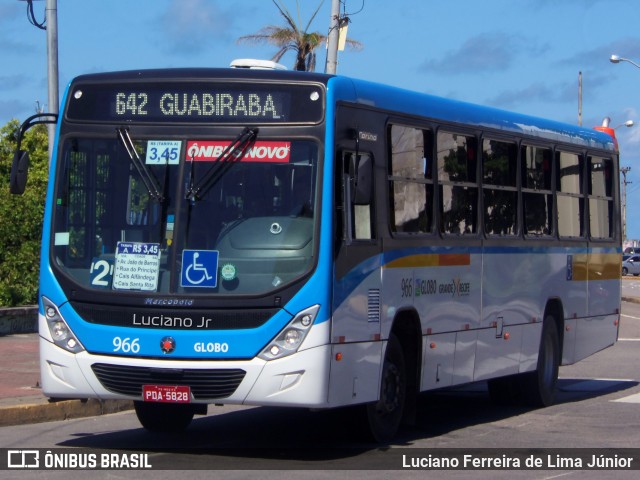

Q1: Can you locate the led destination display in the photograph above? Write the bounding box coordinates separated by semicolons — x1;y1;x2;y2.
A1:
66;82;324;124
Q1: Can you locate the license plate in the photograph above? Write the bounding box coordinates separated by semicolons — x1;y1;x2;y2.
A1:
142;384;191;403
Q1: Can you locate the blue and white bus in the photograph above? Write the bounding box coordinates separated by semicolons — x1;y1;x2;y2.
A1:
11;65;621;441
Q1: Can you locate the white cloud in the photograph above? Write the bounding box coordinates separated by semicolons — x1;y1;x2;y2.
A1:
157;0;235;55
420;32;548;75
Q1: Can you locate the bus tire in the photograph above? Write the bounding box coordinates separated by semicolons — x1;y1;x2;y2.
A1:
519;317;560;407
134;401;195;433
365;333;406;442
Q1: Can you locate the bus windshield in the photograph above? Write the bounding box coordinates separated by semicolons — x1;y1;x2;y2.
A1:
52;133;318;296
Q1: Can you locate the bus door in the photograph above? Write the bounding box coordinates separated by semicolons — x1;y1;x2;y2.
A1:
329;106;384;406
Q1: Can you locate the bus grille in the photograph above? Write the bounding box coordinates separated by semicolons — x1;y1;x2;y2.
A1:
91;363;246;400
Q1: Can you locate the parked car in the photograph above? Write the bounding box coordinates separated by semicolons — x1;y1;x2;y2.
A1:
622;255;640;276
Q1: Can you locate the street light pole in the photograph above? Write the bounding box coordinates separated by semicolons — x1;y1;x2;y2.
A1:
578;71;582;126
621;166;632;241
608;54;640;242
615;118;633;241
610;54;640;70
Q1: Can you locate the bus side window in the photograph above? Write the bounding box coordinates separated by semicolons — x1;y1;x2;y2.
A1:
522;145;553;237
556;151;585;238
482;138;518;236
437;131;479;235
388;124;434;234
343;151;374;240
588;155;613;239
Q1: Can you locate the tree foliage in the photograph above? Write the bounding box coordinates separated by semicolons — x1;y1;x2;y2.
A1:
0;119;49;306
238;0;362;72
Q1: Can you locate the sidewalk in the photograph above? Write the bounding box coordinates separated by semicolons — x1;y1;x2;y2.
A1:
0;333;132;428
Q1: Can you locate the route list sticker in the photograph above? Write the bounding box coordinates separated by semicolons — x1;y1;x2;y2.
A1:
113;242;161;291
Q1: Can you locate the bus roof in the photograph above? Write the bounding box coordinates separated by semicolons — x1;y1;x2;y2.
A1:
66;68;615;152
329;75;616;152
68;67;331;85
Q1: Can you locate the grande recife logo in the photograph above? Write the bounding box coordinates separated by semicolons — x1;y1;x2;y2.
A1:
186;140;291;163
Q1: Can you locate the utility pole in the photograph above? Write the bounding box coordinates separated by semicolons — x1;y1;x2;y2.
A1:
621;166;632;241
325;0;340;74
20;0;59;163
578;71;582;126
46;0;59;163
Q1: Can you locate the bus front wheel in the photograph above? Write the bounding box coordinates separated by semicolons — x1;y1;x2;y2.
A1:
134;401;196;433
365;333;406;442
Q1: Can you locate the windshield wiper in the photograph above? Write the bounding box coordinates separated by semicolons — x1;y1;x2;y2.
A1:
116;127;165;203
185;126;258;202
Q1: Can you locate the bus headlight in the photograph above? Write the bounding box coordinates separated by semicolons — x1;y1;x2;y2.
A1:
42;296;85;354
258;305;319;361
51;321;69;341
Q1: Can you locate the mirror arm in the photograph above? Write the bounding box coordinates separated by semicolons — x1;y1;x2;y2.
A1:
14;112;58;152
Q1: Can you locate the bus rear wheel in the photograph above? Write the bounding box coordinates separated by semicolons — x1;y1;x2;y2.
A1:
365;333;406;442
134;401;196;433
488;317;560;407
519;317;560;407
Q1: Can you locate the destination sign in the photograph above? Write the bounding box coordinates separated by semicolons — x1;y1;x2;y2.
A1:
66;82;324;124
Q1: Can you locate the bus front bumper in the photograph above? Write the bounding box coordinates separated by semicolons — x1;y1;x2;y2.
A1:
39;335;332;408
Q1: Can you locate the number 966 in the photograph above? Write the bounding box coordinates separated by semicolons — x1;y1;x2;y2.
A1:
113;337;140;353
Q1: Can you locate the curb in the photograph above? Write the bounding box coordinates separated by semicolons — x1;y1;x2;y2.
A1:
0;306;37;336
622;296;640;305
0;398;133;428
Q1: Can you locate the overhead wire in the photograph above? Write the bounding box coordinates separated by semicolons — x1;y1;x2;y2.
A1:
341;0;365;17
25;0;46;30
328;0;365;36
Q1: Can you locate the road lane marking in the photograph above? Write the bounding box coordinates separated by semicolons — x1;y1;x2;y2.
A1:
621;314;640;320
612;393;640;403
559;378;635;392
543;473;578;480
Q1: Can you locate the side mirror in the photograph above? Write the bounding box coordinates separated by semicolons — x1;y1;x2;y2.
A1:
350;154;372;205
9;112;58;195
10;150;30;195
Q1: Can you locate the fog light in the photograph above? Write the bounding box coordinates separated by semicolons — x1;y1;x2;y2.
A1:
67;338;77;349
270;345;280;356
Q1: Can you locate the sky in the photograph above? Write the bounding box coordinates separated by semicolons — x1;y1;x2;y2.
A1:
2;0;640;238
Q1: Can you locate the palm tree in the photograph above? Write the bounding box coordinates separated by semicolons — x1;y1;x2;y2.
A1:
237;0;361;72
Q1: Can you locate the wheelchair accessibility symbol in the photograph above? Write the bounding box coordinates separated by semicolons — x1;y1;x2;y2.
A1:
181;250;219;288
